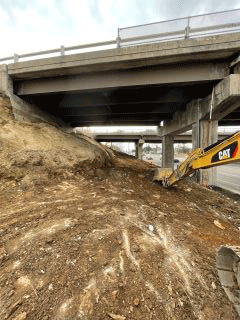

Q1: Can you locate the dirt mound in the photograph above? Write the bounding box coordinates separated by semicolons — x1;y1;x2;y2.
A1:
0;96;114;186
0;96;240;319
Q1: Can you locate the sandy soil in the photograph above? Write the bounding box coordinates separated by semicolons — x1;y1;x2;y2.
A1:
0;95;240;320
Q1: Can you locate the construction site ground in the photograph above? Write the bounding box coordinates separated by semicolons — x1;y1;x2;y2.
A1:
0;95;240;320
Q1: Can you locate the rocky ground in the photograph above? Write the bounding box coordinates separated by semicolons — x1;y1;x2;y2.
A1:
0;95;240;319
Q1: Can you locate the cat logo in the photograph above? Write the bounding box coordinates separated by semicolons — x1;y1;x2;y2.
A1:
211;141;238;163
218;148;230;160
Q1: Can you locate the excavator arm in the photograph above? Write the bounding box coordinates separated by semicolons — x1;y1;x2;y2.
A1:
153;131;240;187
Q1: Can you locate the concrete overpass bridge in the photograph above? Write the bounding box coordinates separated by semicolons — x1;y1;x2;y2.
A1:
1;9;240;185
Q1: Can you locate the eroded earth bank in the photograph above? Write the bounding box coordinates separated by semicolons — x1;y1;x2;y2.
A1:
0;95;240;320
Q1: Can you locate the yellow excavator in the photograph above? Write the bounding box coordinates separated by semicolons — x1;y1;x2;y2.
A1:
153;131;240;316
153;131;240;187
154;132;240;316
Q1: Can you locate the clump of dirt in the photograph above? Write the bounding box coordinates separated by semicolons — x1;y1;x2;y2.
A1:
0;96;240;319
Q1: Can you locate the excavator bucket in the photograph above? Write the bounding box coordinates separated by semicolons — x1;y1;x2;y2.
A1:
216;246;240;317
153;168;173;181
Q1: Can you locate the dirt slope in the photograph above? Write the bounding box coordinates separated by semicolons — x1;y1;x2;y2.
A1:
0;95;113;186
0;95;240;320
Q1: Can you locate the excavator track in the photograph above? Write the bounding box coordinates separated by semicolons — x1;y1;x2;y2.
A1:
217;246;240;317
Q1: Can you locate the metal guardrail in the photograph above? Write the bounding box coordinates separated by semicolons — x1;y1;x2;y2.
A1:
1;9;240;64
119;8;240;46
0;39;117;63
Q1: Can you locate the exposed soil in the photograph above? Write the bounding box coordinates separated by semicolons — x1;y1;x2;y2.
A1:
0;95;240;320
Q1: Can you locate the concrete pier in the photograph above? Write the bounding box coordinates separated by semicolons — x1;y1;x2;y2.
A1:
162;135;174;169
199;120;218;186
135;139;145;160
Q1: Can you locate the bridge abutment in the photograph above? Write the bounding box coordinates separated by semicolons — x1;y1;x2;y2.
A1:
0;65;71;131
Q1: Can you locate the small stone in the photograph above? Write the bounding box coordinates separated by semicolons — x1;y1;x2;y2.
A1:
108;313;126;320
13;312;27;320
132;244;140;252
112;290;118;301
149;225;154;232
48;283;53;290
133;297;140;306
211;282;216;290
214;220;225;230
8;290;14;297
168;285;172;295
45;239;54;244
179;299;184;307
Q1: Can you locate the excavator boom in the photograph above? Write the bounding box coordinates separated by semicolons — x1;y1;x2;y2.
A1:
153;131;240;187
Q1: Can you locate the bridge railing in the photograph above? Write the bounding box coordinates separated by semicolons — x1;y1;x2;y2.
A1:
1;9;240;64
0;39;117;64
119;9;240;46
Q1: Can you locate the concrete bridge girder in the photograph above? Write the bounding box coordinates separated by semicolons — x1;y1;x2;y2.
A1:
15;62;227;96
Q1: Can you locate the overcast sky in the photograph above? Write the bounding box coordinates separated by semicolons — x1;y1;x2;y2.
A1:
1;0;240;58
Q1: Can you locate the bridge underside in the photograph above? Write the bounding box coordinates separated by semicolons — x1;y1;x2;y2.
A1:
18;82;217;126
20;81;240;127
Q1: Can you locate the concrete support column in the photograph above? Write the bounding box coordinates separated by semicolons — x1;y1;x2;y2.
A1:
135;139;144;160
199;120;218;186
192;122;199;151
162;135;174;169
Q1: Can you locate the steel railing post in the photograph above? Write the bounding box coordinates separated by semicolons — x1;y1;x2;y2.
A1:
14;54;19;63
117;28;121;48
60;46;65;56
185;17;190;39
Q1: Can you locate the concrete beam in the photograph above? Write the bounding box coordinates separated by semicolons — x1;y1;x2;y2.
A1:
16;61;227;95
163;74;240;136
95;133;229;143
